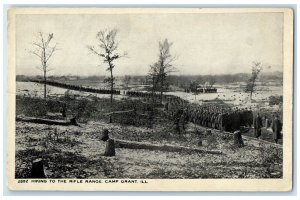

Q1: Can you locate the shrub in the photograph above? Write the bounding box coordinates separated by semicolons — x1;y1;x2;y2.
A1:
269;95;283;106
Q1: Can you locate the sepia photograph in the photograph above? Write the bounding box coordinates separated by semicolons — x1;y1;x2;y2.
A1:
7;8;293;191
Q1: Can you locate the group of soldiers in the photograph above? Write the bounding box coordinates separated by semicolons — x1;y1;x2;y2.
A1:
166;102;254;133
31;80;121;95
126;91;162;99
184;88;218;93
166;100;283;143
253;112;283;143
126;91;189;105
126;90;282;143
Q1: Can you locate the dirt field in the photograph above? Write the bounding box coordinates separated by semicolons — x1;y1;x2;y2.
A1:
15;108;283;179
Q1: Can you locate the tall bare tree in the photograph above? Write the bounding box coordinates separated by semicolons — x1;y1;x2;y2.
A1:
87;29;127;104
148;63;160;102
29;32;57;99
151;39;177;103
245;62;263;101
123;75;131;89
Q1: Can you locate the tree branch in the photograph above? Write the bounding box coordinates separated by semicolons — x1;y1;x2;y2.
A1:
46;67;54;72
35;65;44;71
87;45;105;58
45;44;57;62
29;50;42;59
33;42;43;49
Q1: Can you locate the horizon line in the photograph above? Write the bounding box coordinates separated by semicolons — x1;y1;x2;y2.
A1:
16;71;283;77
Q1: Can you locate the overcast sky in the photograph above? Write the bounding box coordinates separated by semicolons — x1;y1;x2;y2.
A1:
16;12;283;76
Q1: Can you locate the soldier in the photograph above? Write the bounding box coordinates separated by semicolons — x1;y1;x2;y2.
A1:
264;115;269;128
212;111;217;129
193;108;198;124
197;109;201;125
190;107;194;121
271;114;282;144
203;110;207;127
168;100;172;112
208;111;213;128
201;108;206;126
182;108;189;130
209;107;213;127
253;112;263;138
174;109;182;133
232;108;240;132
207;109;212;128
218;111;224;131
195;109;199;126
239;108;245;127
225;111;231;132
206;109;210;128
242;108;248;127
164;102;169;111
61;103;67;118
248;108;253;127
214;112;219;129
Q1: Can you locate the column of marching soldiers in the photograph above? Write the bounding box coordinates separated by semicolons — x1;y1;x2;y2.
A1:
164;98;254;133
126;91;253;133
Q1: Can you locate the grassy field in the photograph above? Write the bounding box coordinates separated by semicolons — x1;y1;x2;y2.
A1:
15;95;283;179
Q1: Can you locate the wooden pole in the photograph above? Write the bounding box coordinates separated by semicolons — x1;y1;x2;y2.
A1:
31;158;46;178
233;130;244;147
104;139;116;156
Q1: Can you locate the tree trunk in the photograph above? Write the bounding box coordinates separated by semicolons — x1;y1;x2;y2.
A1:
43;45;47;100
160;78;163;104
233;130;244;147
152;78;155;103
115;139;222;155
16;116;79;126
110;68;113;104
43;70;47;100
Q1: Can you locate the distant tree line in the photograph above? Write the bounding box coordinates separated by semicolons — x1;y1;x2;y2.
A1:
17;72;282;87
165;72;282;89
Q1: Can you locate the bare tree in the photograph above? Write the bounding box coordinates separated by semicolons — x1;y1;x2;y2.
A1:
123;75;131;89
87;29;127;104
245;62;263;101
148;63;160;102
151;39;177;103
29;32;57;99
189;80;199;102
190;77;204;102
207;76;216;88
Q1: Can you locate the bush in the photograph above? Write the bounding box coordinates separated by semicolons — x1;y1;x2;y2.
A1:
16;97;48;117
259;143;282;166
269;95;283;106
16;95;169;127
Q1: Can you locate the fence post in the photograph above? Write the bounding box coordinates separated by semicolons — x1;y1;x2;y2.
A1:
104;139;116;156
31;158;46;178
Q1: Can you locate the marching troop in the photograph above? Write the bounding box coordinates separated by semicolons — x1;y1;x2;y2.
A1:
166;102;253;133
126;90;282;143
126;90;254;133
